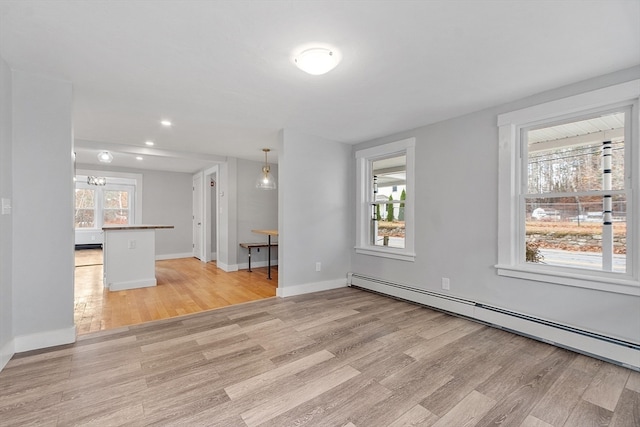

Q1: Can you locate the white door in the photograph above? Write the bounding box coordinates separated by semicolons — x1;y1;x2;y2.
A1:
193;174;203;260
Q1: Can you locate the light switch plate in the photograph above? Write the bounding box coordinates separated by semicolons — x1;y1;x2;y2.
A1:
1;198;11;215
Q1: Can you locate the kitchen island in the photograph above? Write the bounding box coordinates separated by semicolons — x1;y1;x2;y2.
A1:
102;224;174;291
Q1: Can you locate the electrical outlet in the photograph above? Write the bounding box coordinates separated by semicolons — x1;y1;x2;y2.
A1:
128;239;136;249
316;262;321;272
441;277;450;290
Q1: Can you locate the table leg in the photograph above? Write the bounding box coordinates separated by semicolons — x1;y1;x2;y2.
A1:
267;235;272;280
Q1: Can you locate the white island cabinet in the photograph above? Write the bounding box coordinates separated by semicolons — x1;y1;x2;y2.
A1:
102;225;174;291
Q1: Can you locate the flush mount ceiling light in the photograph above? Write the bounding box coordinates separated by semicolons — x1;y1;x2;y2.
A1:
97;151;113;163
256;148;276;190
294;47;340;75
160;120;172;127
145;141;154;146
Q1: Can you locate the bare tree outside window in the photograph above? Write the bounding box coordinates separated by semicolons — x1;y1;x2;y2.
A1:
75;188;95;228
525;111;626;272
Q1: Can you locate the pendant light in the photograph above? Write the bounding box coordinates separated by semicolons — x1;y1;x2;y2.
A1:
256;148;276;190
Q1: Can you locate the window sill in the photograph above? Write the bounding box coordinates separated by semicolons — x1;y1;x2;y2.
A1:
355;246;416;262
496;264;640;296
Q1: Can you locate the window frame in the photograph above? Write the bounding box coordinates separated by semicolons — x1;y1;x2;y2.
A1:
75;170;143;229
496;79;640;296
355;137;416;261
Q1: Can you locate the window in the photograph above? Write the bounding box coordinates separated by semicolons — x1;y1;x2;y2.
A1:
103;187;131;225
356;138;415;261
74;176;138;230
75;188;96;228
497;80;639;295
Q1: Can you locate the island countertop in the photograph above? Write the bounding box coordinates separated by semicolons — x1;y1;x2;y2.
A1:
102;225;174;231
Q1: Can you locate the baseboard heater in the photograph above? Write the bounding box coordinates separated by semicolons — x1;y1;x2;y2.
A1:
348;273;640;371
75;244;102;250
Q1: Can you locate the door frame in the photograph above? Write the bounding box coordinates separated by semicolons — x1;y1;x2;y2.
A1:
193;165;220;263
192;173;203;259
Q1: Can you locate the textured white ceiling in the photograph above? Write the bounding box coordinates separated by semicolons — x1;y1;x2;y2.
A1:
1;0;639;172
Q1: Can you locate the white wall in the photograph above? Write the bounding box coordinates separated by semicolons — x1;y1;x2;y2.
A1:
351;66;640;346
217;158;238;271
0;57;14;369
12;69;76;352
76;165;194;257
237;158;278;268
278;130;352;296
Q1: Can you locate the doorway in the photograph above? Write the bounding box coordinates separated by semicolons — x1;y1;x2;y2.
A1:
193;166;219;263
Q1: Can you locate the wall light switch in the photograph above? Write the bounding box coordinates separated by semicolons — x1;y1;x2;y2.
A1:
315;262;321;272
1;198;11;215
441;277;450;290
128;240;136;249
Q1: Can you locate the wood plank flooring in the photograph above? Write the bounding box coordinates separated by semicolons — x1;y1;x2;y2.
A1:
74;249;277;334
2;287;638;426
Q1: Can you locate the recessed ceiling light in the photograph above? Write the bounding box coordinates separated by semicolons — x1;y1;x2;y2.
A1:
98;151;113;163
294;47;341;75
145;141;154;146
136;156;143;161
161;120;172;127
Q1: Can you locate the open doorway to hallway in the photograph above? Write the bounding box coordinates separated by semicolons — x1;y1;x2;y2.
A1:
74;249;277;334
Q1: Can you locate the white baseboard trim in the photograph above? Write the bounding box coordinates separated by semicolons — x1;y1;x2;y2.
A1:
156;252;194;261
277;278;347;298
109;278;156;291
473;306;640;370
238;260;279;271
349;273;640;371
14;325;76;353
217;262;238;272
0;338;15;372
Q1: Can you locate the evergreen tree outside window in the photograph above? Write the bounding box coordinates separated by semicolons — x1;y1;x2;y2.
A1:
355;138;415;261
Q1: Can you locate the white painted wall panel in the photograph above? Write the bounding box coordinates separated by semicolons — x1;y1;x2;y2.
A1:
351;67;640;348
11;70;75;347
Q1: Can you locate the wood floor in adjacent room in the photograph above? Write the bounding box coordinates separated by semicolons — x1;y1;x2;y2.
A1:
2;287;638;426
74;249;278;334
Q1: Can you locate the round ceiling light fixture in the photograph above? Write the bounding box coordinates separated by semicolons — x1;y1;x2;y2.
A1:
294;47;340;75
97;151;113;163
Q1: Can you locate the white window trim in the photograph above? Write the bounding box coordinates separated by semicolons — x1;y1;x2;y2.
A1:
355;137;416;262
496;80;640;296
76;169;143;224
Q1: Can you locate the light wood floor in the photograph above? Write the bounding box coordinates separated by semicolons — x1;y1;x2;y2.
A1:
74;249;277;334
2;287;638;426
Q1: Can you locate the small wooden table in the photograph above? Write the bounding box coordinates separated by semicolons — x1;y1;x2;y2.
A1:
251;229;278;280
